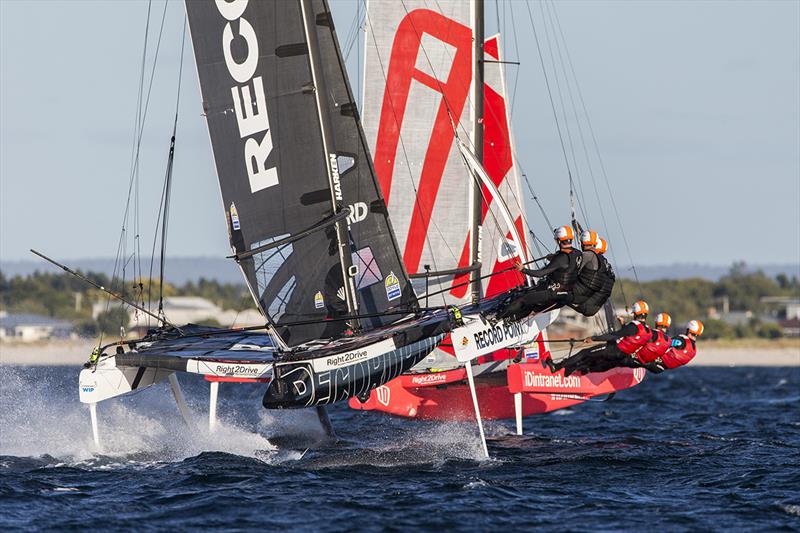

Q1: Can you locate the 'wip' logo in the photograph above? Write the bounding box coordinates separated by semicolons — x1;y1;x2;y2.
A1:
216;0;278;193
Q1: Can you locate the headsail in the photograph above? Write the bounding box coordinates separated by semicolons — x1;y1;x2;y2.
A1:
362;2;531;307
186;0;415;346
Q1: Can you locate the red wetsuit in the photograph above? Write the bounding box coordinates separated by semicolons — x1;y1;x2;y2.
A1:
616;320;652;355
660;334;697;369
636;329;671;364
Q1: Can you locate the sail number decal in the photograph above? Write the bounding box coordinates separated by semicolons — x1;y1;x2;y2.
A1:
217;0;278;193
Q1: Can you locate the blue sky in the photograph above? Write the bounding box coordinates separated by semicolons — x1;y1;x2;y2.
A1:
1;0;798;268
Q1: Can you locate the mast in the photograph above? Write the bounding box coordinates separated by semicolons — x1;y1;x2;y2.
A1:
299;0;360;329
469;0;485;305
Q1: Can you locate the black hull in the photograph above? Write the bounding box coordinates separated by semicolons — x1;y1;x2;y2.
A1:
263;333;446;409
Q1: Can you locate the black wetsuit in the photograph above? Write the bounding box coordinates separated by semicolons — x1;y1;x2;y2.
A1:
551;322;659;376
496;248;582;321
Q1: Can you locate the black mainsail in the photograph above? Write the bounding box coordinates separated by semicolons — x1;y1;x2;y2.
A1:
186;0;415;346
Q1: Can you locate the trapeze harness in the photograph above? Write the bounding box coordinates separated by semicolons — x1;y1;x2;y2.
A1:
571;251;615;317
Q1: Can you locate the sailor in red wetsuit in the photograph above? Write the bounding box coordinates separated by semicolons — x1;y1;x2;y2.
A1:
645;320;704;373
548;300;653;376
636;312;673;366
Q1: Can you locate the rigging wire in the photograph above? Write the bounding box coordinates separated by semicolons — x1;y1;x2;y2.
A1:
548;1;644;299
146;16;187;324
544;0;608;239
541;0;593;225
100;0;171;345
524;1;582;226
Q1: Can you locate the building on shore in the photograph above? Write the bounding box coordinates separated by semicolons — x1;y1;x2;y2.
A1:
91;296;263;331
0;311;74;342
761;297;800;337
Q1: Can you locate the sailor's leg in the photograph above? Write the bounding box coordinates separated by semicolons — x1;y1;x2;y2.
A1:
89;402;100;448
315;406;336;441
497;288;552;321
168;374;196;432
514;392;523;435
209;381;219;432
561;344;608;376
553;344;596;371
572;346;628;375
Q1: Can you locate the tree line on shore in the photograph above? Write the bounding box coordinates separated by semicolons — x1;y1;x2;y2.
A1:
1;263;797;339
610;262;798;339
0;271;252;335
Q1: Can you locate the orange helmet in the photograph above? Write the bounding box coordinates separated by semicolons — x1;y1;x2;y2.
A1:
553;225;575;244
655;312;671;328
594;237;608;254
632;300;650;317
580;230;598;248
687;320;704;336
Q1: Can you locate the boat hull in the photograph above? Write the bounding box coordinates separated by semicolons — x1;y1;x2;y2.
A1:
348;360;646;420
264;333;447;408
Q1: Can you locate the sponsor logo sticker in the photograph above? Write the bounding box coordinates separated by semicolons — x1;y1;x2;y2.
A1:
230;203;241;231
385;272;401;301
314;291;325;309
311;338;396;372
410;373;448;386
79;380;97;395
376;385;391;406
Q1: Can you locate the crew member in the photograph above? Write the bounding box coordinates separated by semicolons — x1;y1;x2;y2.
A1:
570;232;616;317
635;312;672;366
496;225;583;322
644;320;703;373
548;300;652;376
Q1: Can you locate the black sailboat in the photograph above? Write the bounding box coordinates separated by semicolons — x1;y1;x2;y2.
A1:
66;0;456;445
185;0;454;408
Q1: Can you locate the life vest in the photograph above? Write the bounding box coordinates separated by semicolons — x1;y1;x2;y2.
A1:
616;320;652;354
546;248;582;291
572;251;602;303
572;255;616;316
660;335;697;369
636;330;671;363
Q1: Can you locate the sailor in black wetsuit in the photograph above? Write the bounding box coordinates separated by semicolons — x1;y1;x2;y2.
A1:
549;300;652;376
570;232;616;317
495;225;583;322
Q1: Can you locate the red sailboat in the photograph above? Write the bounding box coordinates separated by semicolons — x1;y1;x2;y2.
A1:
349;0;643;429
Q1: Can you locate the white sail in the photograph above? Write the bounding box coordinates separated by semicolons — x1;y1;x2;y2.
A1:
362;2;532;309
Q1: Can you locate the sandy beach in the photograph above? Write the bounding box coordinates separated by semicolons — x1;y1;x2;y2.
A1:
1;339;798;367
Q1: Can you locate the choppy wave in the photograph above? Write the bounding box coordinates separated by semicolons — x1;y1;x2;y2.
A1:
0;365;798;531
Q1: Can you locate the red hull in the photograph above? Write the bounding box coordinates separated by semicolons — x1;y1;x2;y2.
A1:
348;360;647;421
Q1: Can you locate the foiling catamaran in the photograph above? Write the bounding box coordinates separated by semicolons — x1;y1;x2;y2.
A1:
32;0;575;456
347;0;645;426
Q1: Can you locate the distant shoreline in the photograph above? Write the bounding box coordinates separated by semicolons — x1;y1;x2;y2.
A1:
1;339;797;367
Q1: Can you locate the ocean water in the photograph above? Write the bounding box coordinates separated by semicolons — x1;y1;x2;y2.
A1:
0;364;798;531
